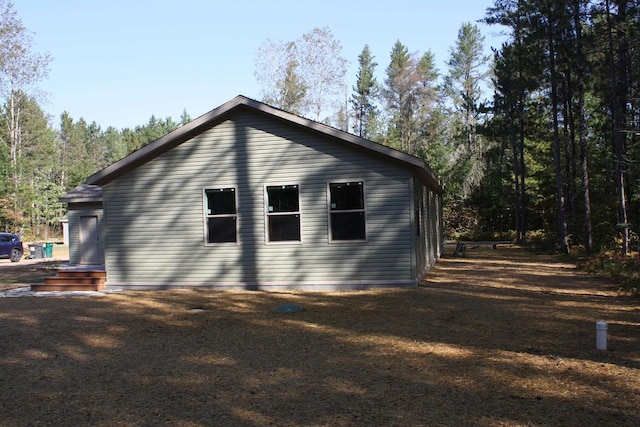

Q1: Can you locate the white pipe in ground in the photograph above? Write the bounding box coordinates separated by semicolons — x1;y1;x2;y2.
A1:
596;321;608;350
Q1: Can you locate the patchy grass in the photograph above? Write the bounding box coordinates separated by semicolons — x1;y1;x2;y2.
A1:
579;251;640;296
0;261;64;290
0;246;638;426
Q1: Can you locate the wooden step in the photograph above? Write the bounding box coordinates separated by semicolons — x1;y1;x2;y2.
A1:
32;268;107;292
44;276;105;286
57;270;106;279
30;282;105;292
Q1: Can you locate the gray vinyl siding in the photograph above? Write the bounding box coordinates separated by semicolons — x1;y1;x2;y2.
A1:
66;204;104;265
413;180;425;276
104;110;417;289
430;189;444;263
412;179;444;282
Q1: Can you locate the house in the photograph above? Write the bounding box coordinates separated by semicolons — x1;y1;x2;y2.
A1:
61;95;444;290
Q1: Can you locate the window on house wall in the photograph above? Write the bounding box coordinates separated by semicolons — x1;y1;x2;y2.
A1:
329;181;366;241
204;188;237;244
266;185;301;242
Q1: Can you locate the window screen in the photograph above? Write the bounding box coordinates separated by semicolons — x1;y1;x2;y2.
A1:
329;182;366;241
266;185;301;242
205;188;237;244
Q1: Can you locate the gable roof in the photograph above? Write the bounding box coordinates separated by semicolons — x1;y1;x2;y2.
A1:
85;95;444;193
59;184;103;203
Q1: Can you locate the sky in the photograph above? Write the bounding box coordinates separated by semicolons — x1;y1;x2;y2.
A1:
14;0;505;130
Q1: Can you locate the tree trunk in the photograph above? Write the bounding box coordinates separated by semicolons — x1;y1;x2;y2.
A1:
510;109;522;242
549;10;570;254
572;0;593;255
606;0;630;255
518;103;527;240
514;22;527;242
8;91;22;231
563;75;578;238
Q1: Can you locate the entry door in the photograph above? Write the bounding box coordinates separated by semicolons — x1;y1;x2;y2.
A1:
79;215;101;264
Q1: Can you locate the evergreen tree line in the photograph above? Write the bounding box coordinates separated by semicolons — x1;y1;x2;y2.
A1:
0;0;194;238
257;2;640;255
483;0;639;255
2;0;639;257
0;89;190;237
255;26;493;243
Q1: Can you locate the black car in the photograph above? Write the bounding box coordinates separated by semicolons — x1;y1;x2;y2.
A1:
0;232;23;262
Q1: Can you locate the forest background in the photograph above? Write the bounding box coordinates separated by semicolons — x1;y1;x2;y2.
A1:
1;0;639;262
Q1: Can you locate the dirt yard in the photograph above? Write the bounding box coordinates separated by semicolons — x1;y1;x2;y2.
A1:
0;245;638;426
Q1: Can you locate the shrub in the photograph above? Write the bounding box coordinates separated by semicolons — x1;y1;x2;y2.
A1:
579;251;640;297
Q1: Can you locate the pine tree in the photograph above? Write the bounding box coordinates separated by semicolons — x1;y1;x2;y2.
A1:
58;114;94;189
445;22;491;199
180;109;191;126
18;95;61;238
0;0;51;232
383;41;440;156
350;45;379;139
103;126;127;164
570;0;594;254
276;43;308;115
383;41;412;151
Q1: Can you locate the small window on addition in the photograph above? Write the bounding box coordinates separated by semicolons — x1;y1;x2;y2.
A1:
266;185;301;242
204;188;237;244
329;181;366;241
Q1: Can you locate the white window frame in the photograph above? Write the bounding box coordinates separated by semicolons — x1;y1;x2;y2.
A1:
264;184;302;244
203;187;239;246
327;180;367;243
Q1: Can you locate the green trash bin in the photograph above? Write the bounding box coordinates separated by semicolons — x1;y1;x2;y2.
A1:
44;242;53;258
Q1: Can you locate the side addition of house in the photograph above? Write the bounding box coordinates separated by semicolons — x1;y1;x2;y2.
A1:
61;96;445;290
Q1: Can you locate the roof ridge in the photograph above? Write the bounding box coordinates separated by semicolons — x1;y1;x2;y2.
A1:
84;95;443;193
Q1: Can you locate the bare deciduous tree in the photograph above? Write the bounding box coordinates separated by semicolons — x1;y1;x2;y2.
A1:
0;0;52;231
254;27;348;124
